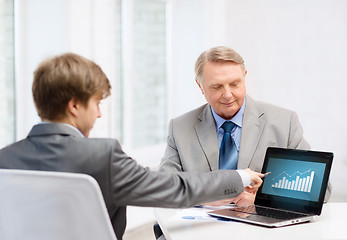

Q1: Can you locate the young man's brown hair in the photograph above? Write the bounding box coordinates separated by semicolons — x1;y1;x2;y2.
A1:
32;53;111;120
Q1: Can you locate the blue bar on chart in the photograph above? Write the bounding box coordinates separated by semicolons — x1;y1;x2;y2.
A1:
271;170;315;193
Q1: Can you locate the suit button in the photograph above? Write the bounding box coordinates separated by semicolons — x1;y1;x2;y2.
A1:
225;189;233;194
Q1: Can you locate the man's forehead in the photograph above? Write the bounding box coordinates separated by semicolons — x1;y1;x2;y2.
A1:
202;62;245;78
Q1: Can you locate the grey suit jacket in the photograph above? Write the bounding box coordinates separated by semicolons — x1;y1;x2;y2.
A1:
0;123;244;240
160;95;331;200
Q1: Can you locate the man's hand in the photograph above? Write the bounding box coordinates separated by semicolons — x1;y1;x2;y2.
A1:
244;168;263;194
230;191;256;206
201;199;235;207
201;169;263;207
201;191;257;207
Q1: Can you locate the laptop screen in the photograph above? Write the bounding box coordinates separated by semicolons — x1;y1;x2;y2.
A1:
256;147;333;215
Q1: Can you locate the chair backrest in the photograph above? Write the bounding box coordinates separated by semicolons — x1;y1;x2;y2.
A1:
0;169;117;240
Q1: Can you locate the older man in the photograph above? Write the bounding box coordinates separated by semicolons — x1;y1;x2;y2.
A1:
159;46;331;206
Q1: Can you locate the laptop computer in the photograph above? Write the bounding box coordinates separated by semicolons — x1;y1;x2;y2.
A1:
208;147;333;227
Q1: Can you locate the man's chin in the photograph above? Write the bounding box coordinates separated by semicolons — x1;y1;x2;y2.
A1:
219;109;238;120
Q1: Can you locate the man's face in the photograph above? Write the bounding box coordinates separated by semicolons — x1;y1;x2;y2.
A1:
75;94;102;137
197;61;247;120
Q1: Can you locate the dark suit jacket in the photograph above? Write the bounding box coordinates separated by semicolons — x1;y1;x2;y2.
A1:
0;123;244;239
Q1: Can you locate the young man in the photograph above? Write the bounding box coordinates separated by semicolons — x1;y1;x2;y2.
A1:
0;53;263;240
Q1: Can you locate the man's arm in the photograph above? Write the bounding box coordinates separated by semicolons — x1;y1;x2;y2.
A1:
109;140;263;208
288;111;311;149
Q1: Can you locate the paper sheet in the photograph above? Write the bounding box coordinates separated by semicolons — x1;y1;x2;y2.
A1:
171;205;237;222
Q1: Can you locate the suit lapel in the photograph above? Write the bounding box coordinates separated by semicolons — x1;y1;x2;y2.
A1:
195;104;220;171
238;95;265;169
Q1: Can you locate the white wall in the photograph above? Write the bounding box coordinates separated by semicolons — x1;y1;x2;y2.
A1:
168;0;206;118
15;0;118;141
15;0;68;140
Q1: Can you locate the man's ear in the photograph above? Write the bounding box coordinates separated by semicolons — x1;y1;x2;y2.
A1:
195;79;204;94
66;98;79;117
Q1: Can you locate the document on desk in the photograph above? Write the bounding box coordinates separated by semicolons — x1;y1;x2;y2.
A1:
170;205;236;222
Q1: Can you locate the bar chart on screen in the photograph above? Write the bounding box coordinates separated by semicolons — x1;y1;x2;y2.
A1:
271;169;314;193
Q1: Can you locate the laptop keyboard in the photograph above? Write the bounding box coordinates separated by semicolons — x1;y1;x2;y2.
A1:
229;205;308;220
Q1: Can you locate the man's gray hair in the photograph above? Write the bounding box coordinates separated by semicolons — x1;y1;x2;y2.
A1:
195;46;245;84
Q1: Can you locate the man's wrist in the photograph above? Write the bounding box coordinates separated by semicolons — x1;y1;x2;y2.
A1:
236;169;251;187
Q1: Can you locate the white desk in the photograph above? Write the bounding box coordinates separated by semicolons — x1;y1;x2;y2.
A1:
154;202;347;240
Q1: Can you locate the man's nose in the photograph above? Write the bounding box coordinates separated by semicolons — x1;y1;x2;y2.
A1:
222;86;233;98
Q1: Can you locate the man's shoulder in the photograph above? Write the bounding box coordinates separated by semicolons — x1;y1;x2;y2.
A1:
173;104;209;122
247;96;295;116
77;137;120;150
258;101;293;113
27;123;120;150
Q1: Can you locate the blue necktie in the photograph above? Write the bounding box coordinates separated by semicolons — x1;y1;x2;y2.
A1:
219;121;238;169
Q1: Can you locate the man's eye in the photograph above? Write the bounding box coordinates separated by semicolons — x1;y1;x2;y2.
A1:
231;81;239;87
212;85;221;89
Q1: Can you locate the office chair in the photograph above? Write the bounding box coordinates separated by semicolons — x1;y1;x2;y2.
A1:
0;169;117;240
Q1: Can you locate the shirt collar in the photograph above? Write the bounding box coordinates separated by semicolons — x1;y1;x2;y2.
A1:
39;121;85;137
211;98;246;130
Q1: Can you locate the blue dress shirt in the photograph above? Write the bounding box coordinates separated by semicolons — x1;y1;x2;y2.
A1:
211;99;246;151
